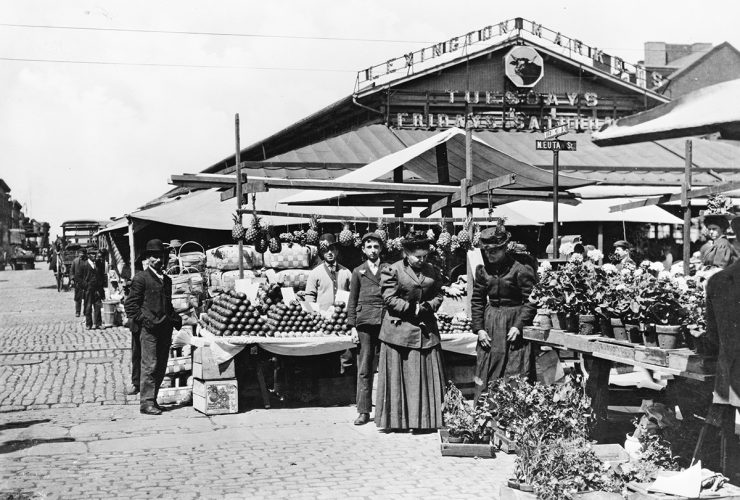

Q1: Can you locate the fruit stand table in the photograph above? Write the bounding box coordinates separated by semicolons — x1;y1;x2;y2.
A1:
522;326;716;441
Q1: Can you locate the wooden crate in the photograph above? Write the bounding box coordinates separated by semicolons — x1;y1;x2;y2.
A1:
627;480;740;499
493;427;518;454
192;346;236;380
165;355;192;375
193;378;238;415
438;429;496;458
500;485;536;500
592;443;629;467
157;385;192;406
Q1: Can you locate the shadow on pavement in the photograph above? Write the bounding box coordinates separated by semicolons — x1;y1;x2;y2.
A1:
0;419;51;432
35;285;58;290
0;437;76;454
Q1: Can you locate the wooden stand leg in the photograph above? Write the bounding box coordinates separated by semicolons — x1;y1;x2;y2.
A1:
583;355;612;442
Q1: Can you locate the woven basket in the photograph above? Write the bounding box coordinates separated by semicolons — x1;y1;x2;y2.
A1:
178;241;206;272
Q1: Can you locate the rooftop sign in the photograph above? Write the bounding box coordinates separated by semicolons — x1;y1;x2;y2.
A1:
355;17;652;93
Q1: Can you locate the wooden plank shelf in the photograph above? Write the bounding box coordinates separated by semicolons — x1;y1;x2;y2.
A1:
523;327;714;381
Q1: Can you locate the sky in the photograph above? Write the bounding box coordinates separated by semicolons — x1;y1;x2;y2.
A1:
2;0;740;238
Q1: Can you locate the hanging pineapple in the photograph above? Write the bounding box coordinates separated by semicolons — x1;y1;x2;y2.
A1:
255;229;269;253
279;231;294;245
231;213;245;242
450;235;461;253
375;218;388;245
268;227;281;253
436;223;451;252
353;230;362;248
244;215;261;244
293;229;307;246
339;221;353;247
426;228;436;241
306;215;320;245
472;222;482;247
457;216;472;251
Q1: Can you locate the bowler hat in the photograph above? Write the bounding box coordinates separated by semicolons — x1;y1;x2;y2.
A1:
361;232;383;245
613;240;631;250
318;233;338;253
143;239;166;256
479;222;510;248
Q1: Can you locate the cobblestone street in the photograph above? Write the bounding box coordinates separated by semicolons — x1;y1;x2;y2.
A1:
0;269;514;499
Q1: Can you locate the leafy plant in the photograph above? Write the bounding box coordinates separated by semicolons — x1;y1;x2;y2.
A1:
442;382;494;443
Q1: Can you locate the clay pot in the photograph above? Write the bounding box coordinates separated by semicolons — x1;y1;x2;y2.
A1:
533;309;553;330
624;323;643;345
642;324;658;348
611;318;628;341
579;314;596;335
565;314;579;333
550;312;568;330
599;316;614;338
656;325;682;349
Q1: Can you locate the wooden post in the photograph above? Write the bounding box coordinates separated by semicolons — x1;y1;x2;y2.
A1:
435;143;453;233
584;355;612;442
597;222;604;264
552;150;560;258
683;140;692;276
127;216;136;276
394;166;404;234
465;119;473;217
235;114;244;280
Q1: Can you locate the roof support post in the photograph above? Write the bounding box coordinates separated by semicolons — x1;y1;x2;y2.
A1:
394;166;404;234
682;140;692;276
435;143;453;232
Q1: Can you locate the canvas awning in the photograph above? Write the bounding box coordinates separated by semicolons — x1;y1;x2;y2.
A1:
592;78;740;146
500;198;683;224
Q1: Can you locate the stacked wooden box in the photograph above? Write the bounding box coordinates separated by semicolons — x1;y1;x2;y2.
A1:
157;345;193;406
192;345;238;415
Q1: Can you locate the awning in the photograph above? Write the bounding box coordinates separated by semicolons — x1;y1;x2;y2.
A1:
500;198;683;224
592;78;740;146
279;127;592;205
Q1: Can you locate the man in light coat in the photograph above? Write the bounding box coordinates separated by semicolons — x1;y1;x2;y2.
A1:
304;233;351;311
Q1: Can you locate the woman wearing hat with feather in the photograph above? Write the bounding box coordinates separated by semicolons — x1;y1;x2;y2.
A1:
375;230;445;431
471;221;537;401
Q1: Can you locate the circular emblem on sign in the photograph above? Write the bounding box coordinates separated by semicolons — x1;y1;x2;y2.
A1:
505;46;544;88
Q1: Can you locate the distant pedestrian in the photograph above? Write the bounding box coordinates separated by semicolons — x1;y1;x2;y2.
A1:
612;240;636;272
82;251;104;330
124;239;189;415
71;248;87;317
700;215;736;269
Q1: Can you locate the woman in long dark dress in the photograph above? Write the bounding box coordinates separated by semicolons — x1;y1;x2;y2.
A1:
471;223;537;401
375;231;445;431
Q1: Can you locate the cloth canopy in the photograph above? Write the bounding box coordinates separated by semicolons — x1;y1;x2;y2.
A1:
591;78;740;146
501;198;683;224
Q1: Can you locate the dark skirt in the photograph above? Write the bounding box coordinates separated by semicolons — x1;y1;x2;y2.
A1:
375;341;445;430
474;304;531;401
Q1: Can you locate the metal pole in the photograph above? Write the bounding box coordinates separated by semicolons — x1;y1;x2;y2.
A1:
127;216;136;276
552;150;560;259
683;140;692;276
235;114;244;280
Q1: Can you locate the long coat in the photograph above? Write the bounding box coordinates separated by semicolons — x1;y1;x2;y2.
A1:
700;236;736;269
379;259;444;349
347;261;388;328
124;268;182;335
705;262;740;404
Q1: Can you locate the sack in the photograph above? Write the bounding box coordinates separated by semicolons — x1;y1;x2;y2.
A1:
264;243;311;270
277;269;311;290
205;245;260;271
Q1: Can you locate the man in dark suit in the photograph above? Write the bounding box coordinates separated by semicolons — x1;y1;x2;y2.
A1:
124;239;187;415
347;232;388;426
81;249;105;330
71;248;87;317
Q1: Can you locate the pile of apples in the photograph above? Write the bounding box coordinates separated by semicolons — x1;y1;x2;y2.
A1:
202;290;268;336
317;301;351;336
437;312;473;335
265;301;323;338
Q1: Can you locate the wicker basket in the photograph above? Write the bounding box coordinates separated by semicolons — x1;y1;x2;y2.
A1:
178;241;206;272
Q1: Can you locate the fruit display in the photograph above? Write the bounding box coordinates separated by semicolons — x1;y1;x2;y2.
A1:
437;312;473;335
202;290;269;336
317;301;350;336
264;301;322;337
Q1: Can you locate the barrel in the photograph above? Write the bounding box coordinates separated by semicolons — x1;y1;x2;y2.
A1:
102;300;120;328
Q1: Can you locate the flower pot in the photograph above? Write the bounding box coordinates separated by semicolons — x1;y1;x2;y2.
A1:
642;324;658;348
656;325;682;349
599;316;614;338
624;323;643;345
578;314;596;335
550;312;567;330
533;309;553;330
519;483;535;493
446;435;464;444
565;314;579;333
507;479;520;490
611;318;628;341
624;432;642;461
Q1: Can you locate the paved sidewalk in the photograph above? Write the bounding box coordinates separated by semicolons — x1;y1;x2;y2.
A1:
0;270;515;499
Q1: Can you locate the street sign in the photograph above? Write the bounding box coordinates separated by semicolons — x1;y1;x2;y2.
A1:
543;124;570;140
536;140;577;151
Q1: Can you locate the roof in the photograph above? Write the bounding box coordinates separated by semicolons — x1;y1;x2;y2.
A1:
501;198;682;224
663;42;740;87
591;78;740;147
0;179;10;193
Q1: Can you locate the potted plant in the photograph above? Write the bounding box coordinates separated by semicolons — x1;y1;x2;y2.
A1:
641;275;687;349
678;276;706;352
531;261;563;330
441;383;475;443
557;260;600;334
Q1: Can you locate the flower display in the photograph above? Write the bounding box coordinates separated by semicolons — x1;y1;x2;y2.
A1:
586;249;603;262
559;242;575;256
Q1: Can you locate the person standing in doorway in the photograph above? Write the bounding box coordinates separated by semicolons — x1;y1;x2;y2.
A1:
125;239;187;415
347;232;388;426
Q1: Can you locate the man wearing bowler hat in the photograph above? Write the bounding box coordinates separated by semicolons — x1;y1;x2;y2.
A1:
304;233;352;311
125;239;187;415
613;240;636;272
347;232;388;425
